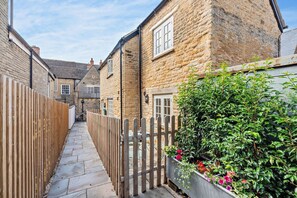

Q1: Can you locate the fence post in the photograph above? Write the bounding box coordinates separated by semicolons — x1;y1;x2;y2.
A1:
141;118;146;193
157;116;162;187
164;116;169;184
123;120;129;198
149;117;154;189
133;119;139;196
171;115;176;145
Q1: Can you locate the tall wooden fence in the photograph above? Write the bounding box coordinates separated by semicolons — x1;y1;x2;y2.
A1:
87;111;178;197
0;74;69;198
87;112;121;195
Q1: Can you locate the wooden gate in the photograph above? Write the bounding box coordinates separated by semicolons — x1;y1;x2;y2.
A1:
87;112;178;197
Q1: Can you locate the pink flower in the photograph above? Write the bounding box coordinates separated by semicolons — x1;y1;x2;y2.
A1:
224;176;232;183
175;154;182;161
218;179;225;185
206;177;211;182
176;149;182;154
226;185;232;191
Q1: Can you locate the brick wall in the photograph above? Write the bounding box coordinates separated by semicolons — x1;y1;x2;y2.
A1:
211;0;281;66
100;36;140;128
32;59;49;96
122;36;140;127
0;0;53;97
100;50;121;118
141;0;213;119
140;0;281;119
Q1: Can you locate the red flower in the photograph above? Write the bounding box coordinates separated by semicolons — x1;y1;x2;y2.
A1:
218;179;225;185
175;154;182;161
197;161;205;168
241;179;247;184
176;149;182;154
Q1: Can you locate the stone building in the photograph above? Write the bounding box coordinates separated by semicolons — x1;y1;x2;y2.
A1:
75;64;100;120
44;58;100;118
99;30;139;127
100;0;286;128
0;0;55;97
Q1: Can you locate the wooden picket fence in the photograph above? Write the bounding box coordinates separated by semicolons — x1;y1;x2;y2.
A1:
87;111;179;197
0;74;69;198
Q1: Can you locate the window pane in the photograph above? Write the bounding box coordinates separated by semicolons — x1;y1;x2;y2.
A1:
164;22;172;50
108;99;114;117
155;98;161;118
164;98;171;120
94;87;100;93
61;85;70;95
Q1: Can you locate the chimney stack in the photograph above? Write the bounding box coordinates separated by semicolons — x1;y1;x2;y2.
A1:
88;58;94;70
32;46;40;56
90;58;94;66
99;59;103;66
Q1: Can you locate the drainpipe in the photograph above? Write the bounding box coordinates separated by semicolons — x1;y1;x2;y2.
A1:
10;0;13;27
120;40;123;132
138;26;143;121
29;49;33;88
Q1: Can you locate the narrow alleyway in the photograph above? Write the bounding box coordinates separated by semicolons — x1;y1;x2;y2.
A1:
47;122;117;198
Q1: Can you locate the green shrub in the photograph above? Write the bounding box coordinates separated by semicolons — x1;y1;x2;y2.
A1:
176;65;297;197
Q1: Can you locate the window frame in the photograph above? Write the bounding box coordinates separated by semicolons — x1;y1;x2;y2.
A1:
107;98;114;117
153;16;174;57
61;84;70;95
154;94;173;123
107;59;113;77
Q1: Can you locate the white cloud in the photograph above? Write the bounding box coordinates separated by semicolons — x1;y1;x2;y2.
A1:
14;0;161;63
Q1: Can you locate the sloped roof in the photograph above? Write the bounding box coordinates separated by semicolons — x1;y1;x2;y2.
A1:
44;59;99;80
280;28;297;57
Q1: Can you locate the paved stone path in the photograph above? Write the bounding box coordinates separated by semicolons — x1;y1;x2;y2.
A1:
47;122;117;198
47;122;178;198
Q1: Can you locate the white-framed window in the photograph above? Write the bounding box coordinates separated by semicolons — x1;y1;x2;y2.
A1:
87;86;100;94
107;59;113;76
61;84;70;95
154;95;173;123
153;16;174;57
107;99;114;117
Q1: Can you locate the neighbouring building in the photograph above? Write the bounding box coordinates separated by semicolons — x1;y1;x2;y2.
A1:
100;0;287;129
75;63;100;120
99;30;139;127
44;58;100;119
280;28;297;56
0;0;55;97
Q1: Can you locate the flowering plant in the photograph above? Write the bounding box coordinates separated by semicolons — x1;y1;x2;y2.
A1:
176;66;297;197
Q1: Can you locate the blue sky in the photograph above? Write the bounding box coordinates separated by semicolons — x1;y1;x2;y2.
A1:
14;0;297;63
278;0;297;29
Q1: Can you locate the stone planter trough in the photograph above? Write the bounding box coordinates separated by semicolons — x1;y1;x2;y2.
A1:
166;157;236;198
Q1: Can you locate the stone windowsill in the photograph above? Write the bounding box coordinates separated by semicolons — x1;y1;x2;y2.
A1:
152;48;175;61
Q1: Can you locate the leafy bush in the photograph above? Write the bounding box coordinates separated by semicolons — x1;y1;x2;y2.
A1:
176;65;297;197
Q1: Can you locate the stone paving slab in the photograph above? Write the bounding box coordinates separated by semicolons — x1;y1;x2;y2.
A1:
87;183;117;198
47;122;116;198
68;171;110;193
